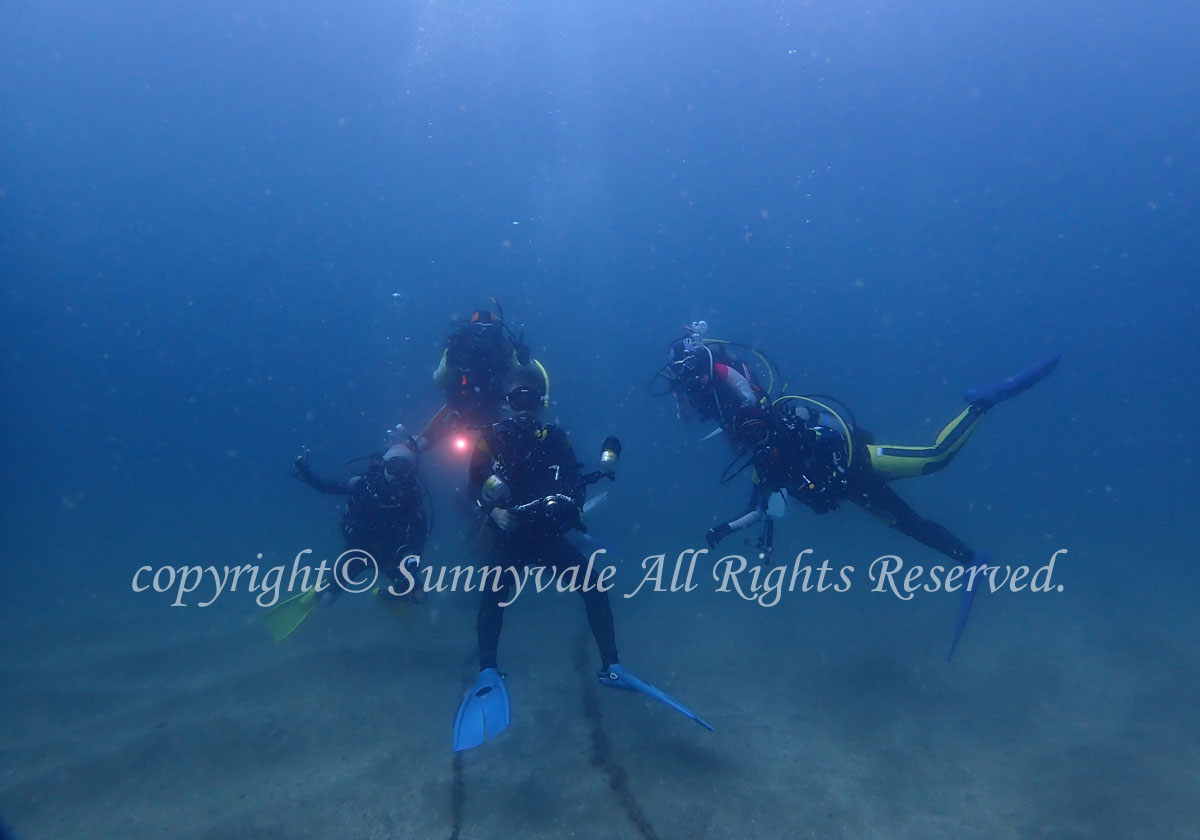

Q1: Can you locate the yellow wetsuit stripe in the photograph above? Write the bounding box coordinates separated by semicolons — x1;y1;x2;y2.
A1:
867;405;984;480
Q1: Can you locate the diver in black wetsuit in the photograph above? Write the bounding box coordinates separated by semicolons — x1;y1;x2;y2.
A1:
265;437;432;642
395;303;549;461
293;439;428;605
466;366;618;672
451;365;711;751
707;399;978;562
704;354;1060;659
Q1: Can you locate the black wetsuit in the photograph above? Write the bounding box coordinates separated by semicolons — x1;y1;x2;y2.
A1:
299;460;428;584
469;417;619;670
740;413;974;565
443;325;517;427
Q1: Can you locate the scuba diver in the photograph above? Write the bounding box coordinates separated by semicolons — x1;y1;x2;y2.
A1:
654;320;776;436
396;301;550;465
453;365;713;751
704;354;1061;661
264;429;431;641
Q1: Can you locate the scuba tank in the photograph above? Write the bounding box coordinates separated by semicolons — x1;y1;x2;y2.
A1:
768;396;856;513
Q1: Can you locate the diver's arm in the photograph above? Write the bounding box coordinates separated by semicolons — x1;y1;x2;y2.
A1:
713;363;756;408
471;434;517;532
292;448;353;494
297;468;354;495
674;390;694;423
706;483;767;547
728;507;766;531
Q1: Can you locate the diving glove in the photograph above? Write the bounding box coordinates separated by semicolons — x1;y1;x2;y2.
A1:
706;523;732;549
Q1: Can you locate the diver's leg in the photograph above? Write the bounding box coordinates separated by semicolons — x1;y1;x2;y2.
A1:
866;404;986;480
852;478;990;662
851;480;974;565
477;570;515;671
548;538;620;667
319;538;380;606
582;589;619;668
866;355;1059;480
376;544;425;604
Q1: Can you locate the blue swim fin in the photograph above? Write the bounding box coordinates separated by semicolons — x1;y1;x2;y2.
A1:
453;668;511;751
947;552;990;662
598;664;713;731
964;354;1061;410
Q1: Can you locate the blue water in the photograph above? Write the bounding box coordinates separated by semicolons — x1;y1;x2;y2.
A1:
2;1;1198;838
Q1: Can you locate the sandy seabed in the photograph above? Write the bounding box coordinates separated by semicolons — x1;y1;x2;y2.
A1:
2;562;1198;840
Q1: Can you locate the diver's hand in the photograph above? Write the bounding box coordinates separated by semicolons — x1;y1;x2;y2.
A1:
292;447;311;479
706;523;732;549
490;507;517;532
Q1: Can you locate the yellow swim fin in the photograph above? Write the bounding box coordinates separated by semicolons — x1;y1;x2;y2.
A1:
263;586;319;642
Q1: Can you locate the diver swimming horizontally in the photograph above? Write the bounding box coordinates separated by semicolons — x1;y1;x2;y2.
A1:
704;354;1062;661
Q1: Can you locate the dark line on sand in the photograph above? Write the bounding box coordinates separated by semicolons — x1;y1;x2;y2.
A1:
574;636;661;840
449;751;464;840
449;654;474;840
